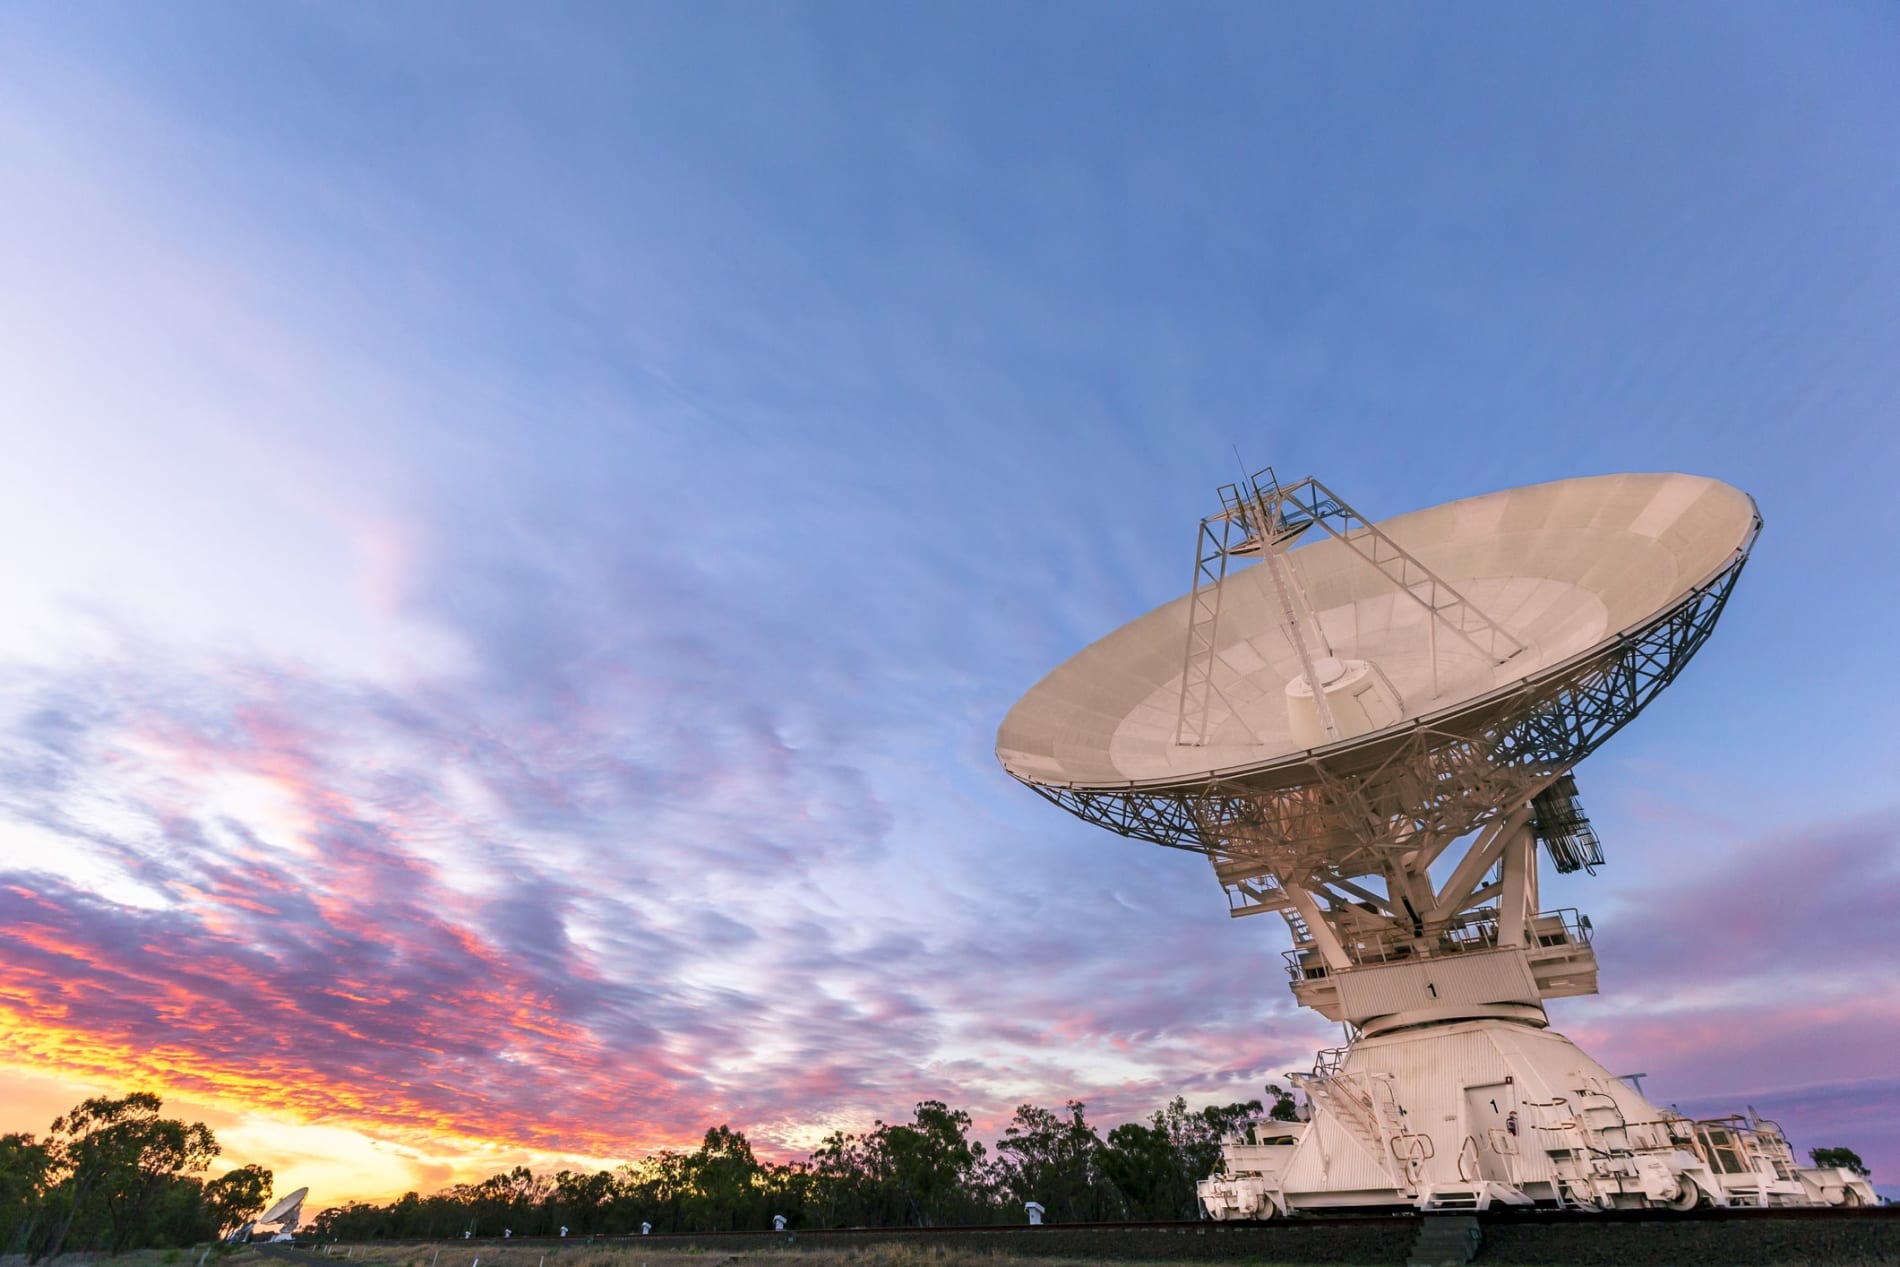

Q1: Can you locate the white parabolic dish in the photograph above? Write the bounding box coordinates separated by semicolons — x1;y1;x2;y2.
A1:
256;1187;308;1227
998;472;1758;801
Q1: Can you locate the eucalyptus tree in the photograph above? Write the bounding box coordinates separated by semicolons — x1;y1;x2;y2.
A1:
34;1092;220;1259
1100;1097;1266;1220
992;1101;1121;1223
549;1168;616;1234
878;1101;988;1226
0;1133;54;1256
201;1164;273;1239
685;1126;764;1230
1809;1147;1872;1179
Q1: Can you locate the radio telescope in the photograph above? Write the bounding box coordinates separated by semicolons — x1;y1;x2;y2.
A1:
998;471;1873;1214
254;1187;307;1242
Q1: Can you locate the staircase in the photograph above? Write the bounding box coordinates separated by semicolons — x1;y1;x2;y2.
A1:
1407;1215;1481;1266
1418;1184;1486;1212
1418;1181;1532;1213
1292;1070;1414;1191
1296;1072;1388;1160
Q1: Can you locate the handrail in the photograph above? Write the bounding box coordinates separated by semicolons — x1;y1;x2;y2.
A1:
1282;907;1593;979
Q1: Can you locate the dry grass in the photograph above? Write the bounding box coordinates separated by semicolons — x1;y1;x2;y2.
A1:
291;1241;1900;1267
0;1252;223;1267
320;1246;1304;1267
304;1245;1310;1267
15;1245;1898;1267
319;1247;759;1267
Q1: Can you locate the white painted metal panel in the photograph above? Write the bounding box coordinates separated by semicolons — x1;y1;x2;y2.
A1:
1334;948;1543;1024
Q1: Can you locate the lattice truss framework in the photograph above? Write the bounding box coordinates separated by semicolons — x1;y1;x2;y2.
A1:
1021;545;1750;906
1175;473;1529;749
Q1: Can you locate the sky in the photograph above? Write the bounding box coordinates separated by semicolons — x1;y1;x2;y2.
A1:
1;1;1898;1207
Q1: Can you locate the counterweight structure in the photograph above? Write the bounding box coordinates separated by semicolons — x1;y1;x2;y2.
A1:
997;471;1872;1214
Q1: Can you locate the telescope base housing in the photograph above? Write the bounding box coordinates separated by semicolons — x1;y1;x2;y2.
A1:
1198;1017;1874;1218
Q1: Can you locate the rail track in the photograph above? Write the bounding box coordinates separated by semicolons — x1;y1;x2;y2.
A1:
359;1203;1895;1245
287;1202;1900;1267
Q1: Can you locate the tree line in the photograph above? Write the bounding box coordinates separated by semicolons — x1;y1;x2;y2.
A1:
3;1088;1876;1250
309;1091;1301;1239
1;1093;274;1259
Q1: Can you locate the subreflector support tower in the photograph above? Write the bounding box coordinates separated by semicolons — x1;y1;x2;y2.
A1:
996;470;1872;1214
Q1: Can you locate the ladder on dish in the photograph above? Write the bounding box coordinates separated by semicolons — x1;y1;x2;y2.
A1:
1174;471;1526;746
1275;477;1527;666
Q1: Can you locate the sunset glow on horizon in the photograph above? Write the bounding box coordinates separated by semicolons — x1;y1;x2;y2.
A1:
3;2;1898;1209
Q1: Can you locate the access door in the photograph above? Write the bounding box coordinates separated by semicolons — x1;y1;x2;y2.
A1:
1462;1082;1519;1184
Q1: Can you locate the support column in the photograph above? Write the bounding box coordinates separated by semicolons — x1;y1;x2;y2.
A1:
1283;878;1353;971
1429;805;1533;920
1497;822;1538;947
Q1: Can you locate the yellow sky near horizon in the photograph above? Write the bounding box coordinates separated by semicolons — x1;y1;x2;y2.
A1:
0;1064;637;1212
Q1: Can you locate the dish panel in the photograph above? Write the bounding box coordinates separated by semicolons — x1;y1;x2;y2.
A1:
997;473;1757;791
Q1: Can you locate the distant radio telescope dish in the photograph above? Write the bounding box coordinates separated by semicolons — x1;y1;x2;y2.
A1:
256;1187;308;1230
992;469;1867;1215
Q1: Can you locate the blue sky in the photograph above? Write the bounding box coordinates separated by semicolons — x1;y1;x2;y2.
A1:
1;2;1897;1198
